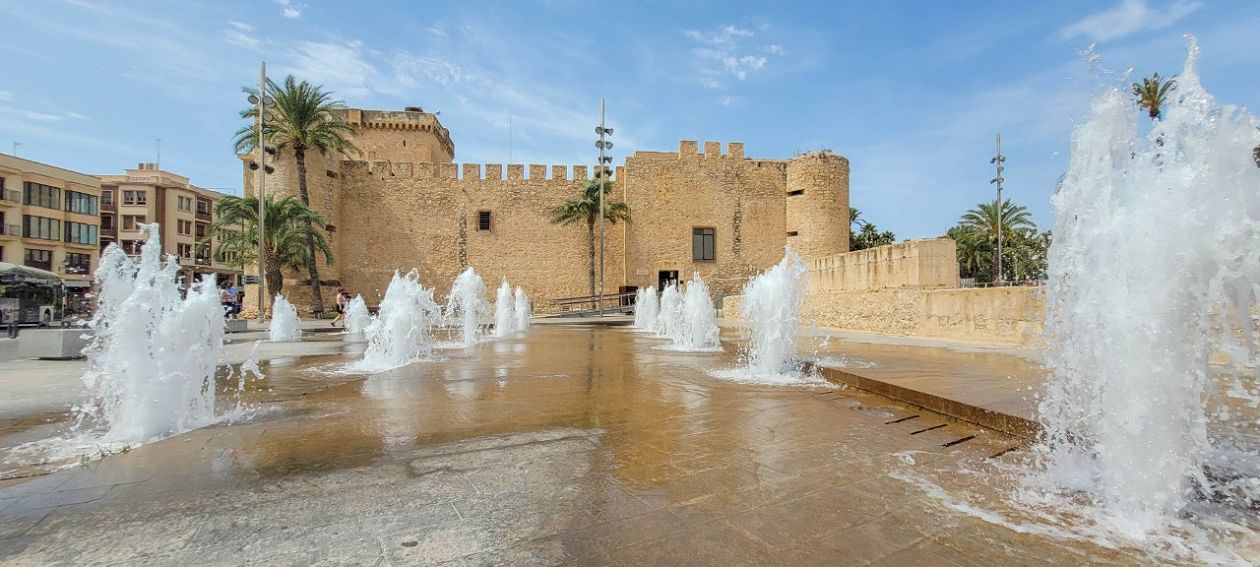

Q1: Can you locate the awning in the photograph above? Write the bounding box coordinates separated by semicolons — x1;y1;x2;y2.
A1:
64;280;93;289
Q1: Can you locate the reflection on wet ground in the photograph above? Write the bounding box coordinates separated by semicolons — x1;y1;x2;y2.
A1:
0;326;1154;565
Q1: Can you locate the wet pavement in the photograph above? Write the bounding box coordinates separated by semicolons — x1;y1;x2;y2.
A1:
0;326;1177;565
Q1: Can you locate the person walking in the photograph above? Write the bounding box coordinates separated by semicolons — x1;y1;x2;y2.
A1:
331;288;349;327
219;281;236;319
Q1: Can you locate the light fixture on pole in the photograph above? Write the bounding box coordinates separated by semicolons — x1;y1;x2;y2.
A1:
595;100;613;316
989;132;1006;285
247;62;276;320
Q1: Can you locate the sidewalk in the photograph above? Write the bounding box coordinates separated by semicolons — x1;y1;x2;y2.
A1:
721;320;1046;439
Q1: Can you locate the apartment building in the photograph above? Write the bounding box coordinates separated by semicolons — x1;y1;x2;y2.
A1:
0;154;102;313
98;163;243;288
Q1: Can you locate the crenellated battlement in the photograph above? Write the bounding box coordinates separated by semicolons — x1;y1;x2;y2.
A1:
343;160;605;182
337;107;455;161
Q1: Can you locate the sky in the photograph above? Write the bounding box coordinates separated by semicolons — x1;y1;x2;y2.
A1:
1;0;1258;239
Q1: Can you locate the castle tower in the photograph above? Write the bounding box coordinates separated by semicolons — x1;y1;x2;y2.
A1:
785;151;850;259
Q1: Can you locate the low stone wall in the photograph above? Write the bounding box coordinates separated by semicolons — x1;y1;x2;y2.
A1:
723;286;1044;346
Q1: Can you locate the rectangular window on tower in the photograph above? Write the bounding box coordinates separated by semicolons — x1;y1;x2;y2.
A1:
477;210;492;231
692;227;716;261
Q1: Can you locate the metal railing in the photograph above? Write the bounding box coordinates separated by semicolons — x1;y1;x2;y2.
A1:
549;291;638;316
0;189;20;203
0;224;20;236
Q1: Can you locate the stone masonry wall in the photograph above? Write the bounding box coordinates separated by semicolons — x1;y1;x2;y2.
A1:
785;151;850;259
806;238;960;292
621;141;792;301
336;161;625;311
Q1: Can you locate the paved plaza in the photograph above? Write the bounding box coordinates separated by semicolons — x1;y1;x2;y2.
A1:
0;326;1167;565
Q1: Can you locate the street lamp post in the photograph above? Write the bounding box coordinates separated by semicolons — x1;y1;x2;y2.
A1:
247;62;275;320
990;132;1005;286
594;100;613;316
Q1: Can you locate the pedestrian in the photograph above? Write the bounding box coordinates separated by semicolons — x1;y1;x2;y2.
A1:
331;288;349;327
235;289;246;318
219;281;235;318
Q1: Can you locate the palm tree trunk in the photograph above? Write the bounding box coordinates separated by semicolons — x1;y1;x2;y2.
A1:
586;218;596;298
265;249;283;316
294;147;325;315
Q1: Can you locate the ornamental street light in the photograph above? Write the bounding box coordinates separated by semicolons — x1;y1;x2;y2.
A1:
989;132;1006;285
595;100;612;315
247;62;276;320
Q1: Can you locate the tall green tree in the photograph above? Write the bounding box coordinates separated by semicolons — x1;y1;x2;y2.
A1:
204;195;333;313
1132;73;1176;120
848;207;896;251
549;180;631;296
233;75;358;315
948;199;1047;283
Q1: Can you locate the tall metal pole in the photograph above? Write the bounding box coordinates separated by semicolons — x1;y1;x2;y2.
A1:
991;132;1005;285
597;99;606;316
256;61;268;321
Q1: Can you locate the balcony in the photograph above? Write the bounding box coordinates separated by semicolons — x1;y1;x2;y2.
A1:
0;223;19;237
0;189;20;205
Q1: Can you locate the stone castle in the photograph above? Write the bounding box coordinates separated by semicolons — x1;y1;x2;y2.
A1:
241;106;850;311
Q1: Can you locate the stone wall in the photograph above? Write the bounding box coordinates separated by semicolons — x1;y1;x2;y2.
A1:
621;141;802;301
723;239;1044;346
335;160;625;311
785;151;850;259
806;238;959;292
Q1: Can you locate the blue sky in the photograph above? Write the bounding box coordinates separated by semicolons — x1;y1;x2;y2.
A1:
1;0;1257;239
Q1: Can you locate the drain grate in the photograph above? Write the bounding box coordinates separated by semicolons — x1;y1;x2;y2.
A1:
885;414;920;425
909;424;947;435
941;435;977;447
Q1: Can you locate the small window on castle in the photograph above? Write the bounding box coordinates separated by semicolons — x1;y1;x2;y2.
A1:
402;140;406;147
786;231;799;237
692;227;715;261
478;210;492;231
787;189;804;197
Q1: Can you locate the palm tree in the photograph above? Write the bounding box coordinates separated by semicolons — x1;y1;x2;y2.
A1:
549;180;631;296
204;195;333;313
959;199;1034;245
234;75;358;315
1132;73;1176;120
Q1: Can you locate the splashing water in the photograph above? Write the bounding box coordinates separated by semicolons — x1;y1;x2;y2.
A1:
356;270;442;372
1027;37;1260;549
493;279;516;338
654;283;682;338
514;286;531;332
445;267;488;347
268;294;301;342
75;224;234;444
345;294;370;336
740;250;808;376
633;286;659;331
663;274;721;351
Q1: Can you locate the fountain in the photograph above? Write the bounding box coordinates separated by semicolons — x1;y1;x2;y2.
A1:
740;250;808;376
356;270;442;372
445;267;488;347
268;294;301;342
1029;37;1260;542
654;283;682;339
493;279;515;338
514;286;531;332
632;286;658;331
663;274;721;351
344;294;370;336
74;224;233;445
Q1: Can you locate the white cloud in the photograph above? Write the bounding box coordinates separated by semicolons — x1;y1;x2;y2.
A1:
1060;0;1202;43
274;0;302;19
64;111;89;120
228;20;254;32
0;90;11;102
225;29;260;50
0;107;64;122
284;41;378;98
683;25;781;89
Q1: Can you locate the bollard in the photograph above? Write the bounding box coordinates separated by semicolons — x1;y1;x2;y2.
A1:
7;322;17;339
